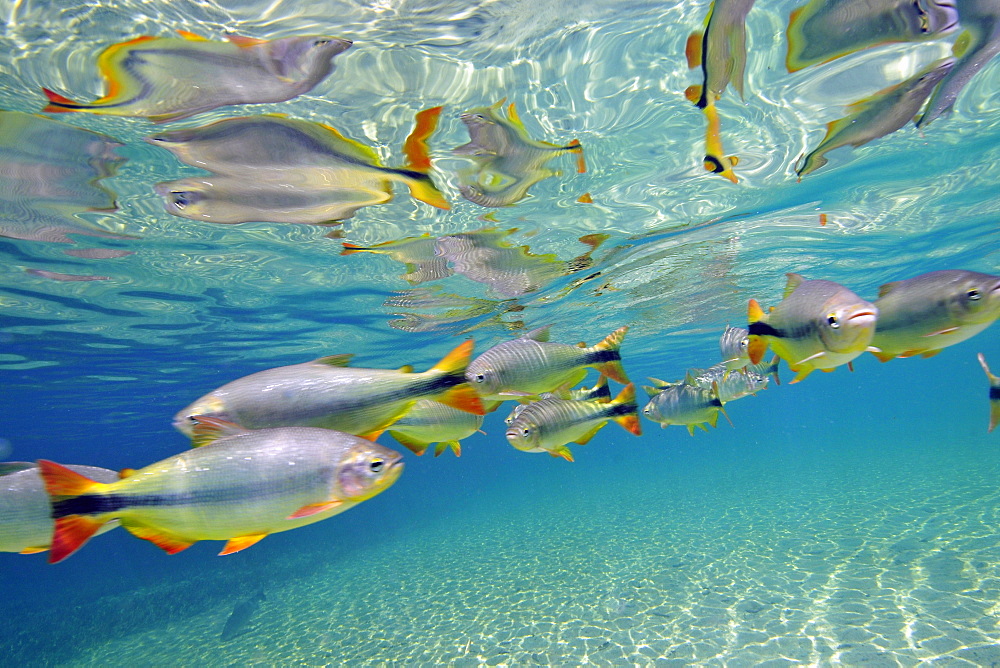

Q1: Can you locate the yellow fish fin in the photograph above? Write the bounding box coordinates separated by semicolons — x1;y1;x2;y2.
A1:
788;366;814;384
685;31;704;68
88;36;159;106
400;106;451;210
591;326;629;384
783;273;806;299
870;350;896;363
920;349;942;358
176;30;210;41
430;338;475;374
550;445;575;462
226;34;268;48
313;354;354;367
389;430;429;456
118;468;137;479
686;424;696;436
37;459;112;497
397;364;415;373
121;522;195;555
877;280;903;298
359;429;385;442
191;416;248;448
574;423;606;445
19;546;48;555
219;533;267;556
288;500;345;519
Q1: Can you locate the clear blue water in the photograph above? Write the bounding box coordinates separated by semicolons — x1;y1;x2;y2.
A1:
1;0;999;664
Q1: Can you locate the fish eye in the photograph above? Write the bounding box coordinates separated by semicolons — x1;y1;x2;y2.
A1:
474;374;485;383
826;313;840;329
187;415;198;423
521;428;530;437
968;288;981;300
369;458;384;473
740;338;749;350
643;407;650;415
313;39;330;46
171;191;191;209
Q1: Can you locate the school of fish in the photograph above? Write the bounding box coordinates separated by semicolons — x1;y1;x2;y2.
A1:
2;8;998;564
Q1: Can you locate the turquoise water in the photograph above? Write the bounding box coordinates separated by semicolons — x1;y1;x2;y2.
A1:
1;0;999;664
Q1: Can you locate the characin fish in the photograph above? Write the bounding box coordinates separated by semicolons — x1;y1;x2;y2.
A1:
221;590;266;641
465;325;630;400
506;376;612;426
747;273;879;383
870;270;1000;361
686;357;779;403
38;420;403;563
918;0;1000;128
685;0;757;107
977;352;1000;433
147;107;449;217
42;32;352;123
173;340;484;440
796;57;955;176
641;380;732;434
504;384;642;462
786;0;959;72
387;399;485;457
454;99;585;207
719;324;751;375
0;463;119;554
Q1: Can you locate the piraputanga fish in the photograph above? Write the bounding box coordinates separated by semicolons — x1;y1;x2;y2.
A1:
870;270;1000;361
504;376;612;426
719;324;751;375
796;58;955;177
785;0;958;72
465;325;629;400
918;0;1000;128
685;357;779;403
685;0;756;107
0;463;119;554
38;421;403;563
454;99;585;207
747;273;879;383
977;353;1000;433
147;107;449;218
504;384;642;462
341;234;450;284
173;340;484;440
388;399;485;457
641;381;732;435
221;590;266;641
42;32;352;123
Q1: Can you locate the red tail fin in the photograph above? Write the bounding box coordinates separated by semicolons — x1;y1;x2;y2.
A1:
42;88;80;113
49;516;106;564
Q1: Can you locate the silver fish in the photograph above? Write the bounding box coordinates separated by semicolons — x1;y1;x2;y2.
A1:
221;590;266;641
719;324;751;375
977;352;1000;433
641;381;732;435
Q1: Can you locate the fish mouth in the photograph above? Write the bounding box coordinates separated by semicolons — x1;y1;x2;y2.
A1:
847;309;877;322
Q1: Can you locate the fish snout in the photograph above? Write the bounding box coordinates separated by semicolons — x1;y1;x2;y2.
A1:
846;308;878;327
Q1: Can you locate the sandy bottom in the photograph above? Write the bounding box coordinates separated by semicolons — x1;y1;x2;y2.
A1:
46;446;1000;667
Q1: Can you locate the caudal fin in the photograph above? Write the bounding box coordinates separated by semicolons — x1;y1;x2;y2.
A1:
42;88;83;113
746;299;769;364
37;460;114;563
610;383;642;436
590;326;630;384
977;353;1000;433
401;106;450;210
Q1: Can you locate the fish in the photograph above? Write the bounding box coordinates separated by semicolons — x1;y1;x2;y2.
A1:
0;463;119;554
918;0;1000;128
685;0;757;107
719;324;751;375
641;381;732;435
221;590;266;641
504;384;642;462
870;270;1000;361
465;325;630;400
977;353;1000;433
454;99;585;207
387;399;485;457
147;107;449;217
685;357;779;403
747;273;879;383
42;32;352;123
796;57;955;176
504;377;612;426
786;0;959;72
38;420;403;563
173;340;484;440
341;234;450;284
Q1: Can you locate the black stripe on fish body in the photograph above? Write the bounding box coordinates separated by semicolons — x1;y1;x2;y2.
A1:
747;321;784;338
400;370;465;398
52;494;136;518
990;387;1000;400
603;402;636;418
704;154;725;172
584;350;621;365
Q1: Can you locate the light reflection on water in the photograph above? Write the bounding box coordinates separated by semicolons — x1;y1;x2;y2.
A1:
0;0;995;369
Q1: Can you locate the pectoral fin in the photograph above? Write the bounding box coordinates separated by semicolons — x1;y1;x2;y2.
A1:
288;500;344;519
219;533;267;556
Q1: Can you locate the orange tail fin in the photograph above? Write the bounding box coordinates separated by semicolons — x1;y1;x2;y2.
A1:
591;326;630;384
401;106;451;210
611;383;642;436
431;339;474;375
437;384;486;416
38;459;106;497
49;516;106;563
42;88;82;113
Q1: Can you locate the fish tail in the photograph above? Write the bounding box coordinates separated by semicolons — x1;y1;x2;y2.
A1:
400;106;451;210
566;139;586;173
430;340;485;415
590;326;630;384
610;383;642;436
746;299;769;364
37;460;116;563
977;353;1000;433
340;242;373;255
712;382;735;428
42;88;87;113
766;355;781;386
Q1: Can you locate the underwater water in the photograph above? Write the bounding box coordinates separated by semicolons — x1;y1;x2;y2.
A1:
1;0;999;664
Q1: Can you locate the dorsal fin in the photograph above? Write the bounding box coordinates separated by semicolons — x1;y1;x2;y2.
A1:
877;281;902;298
520;325;551;342
312;354;353;367
191;416;248;447
783;273;806;299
